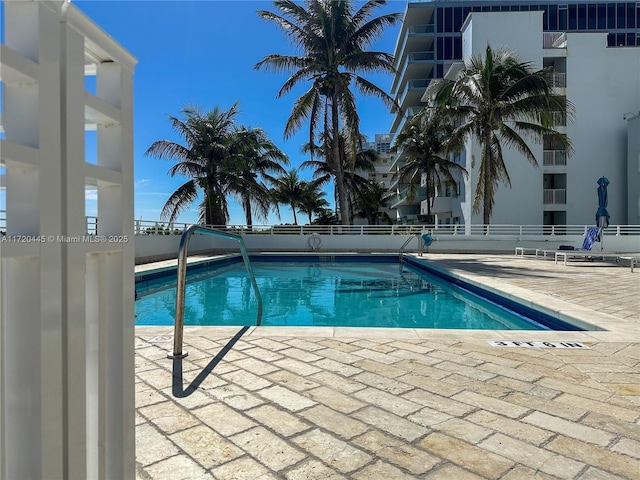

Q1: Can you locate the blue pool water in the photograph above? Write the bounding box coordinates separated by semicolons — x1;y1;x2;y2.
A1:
135;255;577;330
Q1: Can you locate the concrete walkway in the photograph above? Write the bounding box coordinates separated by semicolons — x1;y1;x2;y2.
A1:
135;254;640;479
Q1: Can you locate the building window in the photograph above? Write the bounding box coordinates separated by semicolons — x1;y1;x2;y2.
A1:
444;7;453;32
588;4;597;29
607;3;616;28
598;3;607;29
578;4;587;29
568;4;577;29
559;4;568;29
627;2;636;27
548;4;558;30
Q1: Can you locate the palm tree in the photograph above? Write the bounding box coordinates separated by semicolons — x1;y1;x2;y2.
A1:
300;131;377;222
226;126;289;226
298;181;329;224
144;103;240;225
427;44;573;224
353;180;393;225
393;107;468;224
271;169;305;225
255;0;400;225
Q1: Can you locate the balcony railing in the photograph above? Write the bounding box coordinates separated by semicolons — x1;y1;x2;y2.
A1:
408;24;435;35
551;111;566;127
408;51;435;62
543;32;567;49
544;72;567;88
543;150;567;166
543;189;566;205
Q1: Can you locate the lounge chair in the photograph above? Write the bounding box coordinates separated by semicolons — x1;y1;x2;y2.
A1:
515;227;601;259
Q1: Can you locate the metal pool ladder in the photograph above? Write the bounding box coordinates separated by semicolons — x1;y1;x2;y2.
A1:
168;225;263;359
399;234;423;263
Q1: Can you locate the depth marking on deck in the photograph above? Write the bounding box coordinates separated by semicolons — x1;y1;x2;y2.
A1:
488;341;589;349
149;336;173;343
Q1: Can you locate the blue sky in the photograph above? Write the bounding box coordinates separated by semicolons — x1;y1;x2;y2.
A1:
74;0;404;225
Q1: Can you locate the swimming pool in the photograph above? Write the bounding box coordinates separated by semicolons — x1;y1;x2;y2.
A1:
135;254;585;331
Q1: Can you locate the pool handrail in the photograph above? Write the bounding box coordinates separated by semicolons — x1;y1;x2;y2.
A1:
399;234;423;262
168;224;263;359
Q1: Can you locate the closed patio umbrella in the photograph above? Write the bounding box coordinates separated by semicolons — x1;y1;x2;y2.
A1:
595;176;610;251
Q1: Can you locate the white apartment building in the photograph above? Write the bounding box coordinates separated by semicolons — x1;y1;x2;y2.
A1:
447;10;640;228
388;2;640;228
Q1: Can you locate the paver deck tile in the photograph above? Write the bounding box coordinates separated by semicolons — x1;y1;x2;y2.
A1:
489;375;559;399
432;417;493;444
299;405;369;440
310;358;362;377
138;401;201;435
522;411;616;446
229;426;306;472
580;412;640;442
351;460;420;480
292;429;372;474
500;466;564;480
258;385;316;412
401;388;476;416
210;456;275;480
479;433;586;478
418;432;514;479
307;371;365;393
546;435;640;479
351;358;407;378
441;372;514;398
351;406;427;441
136;423;180;467
554;393;640;423
192;403;256;437
143;454;214;480
351;430;441;474
283;460;347;480
168;425;244;469
353;387;422;416
264;370;321;392
422;464;484;479
245;405;310;437
350;371;414;394
465;410;555;445
302;385;366;413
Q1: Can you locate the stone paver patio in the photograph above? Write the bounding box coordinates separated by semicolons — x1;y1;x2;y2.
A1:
135;254;640;479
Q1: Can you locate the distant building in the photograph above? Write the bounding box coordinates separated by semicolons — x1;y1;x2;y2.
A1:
388;1;640;226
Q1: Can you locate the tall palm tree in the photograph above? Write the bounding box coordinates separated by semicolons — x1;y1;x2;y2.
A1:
427;45;573;224
393;107;468;224
298;181;329;224
144;103;240;225
271;169;305;225
255;0;400;225
226;126;289;226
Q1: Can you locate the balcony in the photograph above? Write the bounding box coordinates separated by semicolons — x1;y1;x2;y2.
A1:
544;72;566;88
408;24;435;35
397;78;432;113
543;150;567;166
543;32;567;49
422;196;452;215
408;51;435;63
543;189;566;205
391;186;427;208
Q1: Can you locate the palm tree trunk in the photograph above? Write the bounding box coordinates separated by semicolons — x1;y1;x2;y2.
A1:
290;203;298;225
483;138;492;230
331;98;350;226
242;195;253;229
